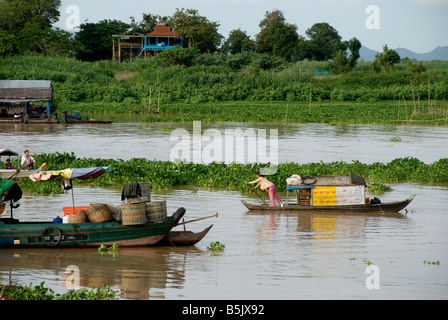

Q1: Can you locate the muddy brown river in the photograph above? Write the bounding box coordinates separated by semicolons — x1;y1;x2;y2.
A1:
1;118;447;300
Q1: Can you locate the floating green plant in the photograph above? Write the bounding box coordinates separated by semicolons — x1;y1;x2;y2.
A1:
423;260;440;265
208;241;225;251
390;136;402;142
98;242;119;254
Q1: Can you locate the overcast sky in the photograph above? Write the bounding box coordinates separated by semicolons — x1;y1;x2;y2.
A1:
54;0;448;53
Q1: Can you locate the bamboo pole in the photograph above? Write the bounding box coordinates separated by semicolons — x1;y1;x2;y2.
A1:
148;86;151;112
157;86;161;113
176;213;218;226
308;81;312;115
403;95;408;121
428;71;431;110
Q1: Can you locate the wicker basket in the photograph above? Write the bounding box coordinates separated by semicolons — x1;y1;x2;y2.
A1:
85;203;112;223
121;203;147;226
68;211;87;223
145;200;167;222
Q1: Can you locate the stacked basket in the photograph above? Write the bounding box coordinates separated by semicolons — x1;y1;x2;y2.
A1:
121;182;167;226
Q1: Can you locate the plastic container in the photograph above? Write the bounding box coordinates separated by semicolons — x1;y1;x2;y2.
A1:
53;216;62;224
63;206;90;216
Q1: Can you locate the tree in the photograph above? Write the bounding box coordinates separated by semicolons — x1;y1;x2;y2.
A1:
0;0;62;53
222;29;255;54
0;30;18;56
169;8;222;53
331;37;362;73
332;50;350;74
304;22;345;61
373;44;401;73
255;10;299;61
74;20;130;61
347;37;361;68
0;0;61;32
263;21;299;61
42;28;74;56
130;13;170;34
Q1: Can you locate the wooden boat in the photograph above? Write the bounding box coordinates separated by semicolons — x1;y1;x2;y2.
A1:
61;110;115;124
159;225;213;246
0;118;58;124
1;168;189;248
243;173;415;213
0;163;47;180
241;194;415;212
0;149;47;180
0;211;184;248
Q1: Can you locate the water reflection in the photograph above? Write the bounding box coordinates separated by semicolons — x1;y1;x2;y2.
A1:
0;246;204;300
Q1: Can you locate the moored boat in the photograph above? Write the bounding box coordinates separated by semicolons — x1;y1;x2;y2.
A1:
61;110;115;124
0;212;184;248
241;195;415;212
0;148;47;180
0;168;213;248
159;225;213;246
242;172;415;213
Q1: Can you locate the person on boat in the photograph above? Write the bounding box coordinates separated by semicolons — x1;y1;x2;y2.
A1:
20;150;35;170
245;172;283;207
4;159;13;169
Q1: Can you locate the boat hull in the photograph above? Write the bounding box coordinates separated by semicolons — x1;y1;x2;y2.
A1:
159;225;213;246
241;194;415;212
0;213;182;248
0;164;48;181
63;119;115;124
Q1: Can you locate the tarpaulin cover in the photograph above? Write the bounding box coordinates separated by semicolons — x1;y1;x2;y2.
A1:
0;149;19;157
0;177;22;202
29;167;110;182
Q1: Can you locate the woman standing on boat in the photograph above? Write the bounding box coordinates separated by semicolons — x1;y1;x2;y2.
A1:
245;173;282;207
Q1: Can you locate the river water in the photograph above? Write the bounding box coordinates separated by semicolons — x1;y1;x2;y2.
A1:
1;117;447;300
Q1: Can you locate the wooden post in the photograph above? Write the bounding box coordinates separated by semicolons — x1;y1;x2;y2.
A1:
308;81;312;115
157;86;160;113
148;86;151;112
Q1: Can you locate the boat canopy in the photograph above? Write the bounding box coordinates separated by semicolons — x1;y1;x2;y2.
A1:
29;167;111;182
0;177;22;202
0;149;19;157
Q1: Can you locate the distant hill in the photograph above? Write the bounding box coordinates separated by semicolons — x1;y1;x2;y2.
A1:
360;45;448;61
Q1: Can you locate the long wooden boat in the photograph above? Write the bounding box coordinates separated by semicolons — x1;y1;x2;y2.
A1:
0;210;184;249
0;118;58;124
63;118;115;124
241;194;415;212
61;110;114;124
158;225;213;246
0;163;48;181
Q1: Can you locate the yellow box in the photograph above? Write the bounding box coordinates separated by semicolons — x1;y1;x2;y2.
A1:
313;187;336;206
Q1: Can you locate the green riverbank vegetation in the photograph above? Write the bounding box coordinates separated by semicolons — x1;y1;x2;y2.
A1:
1;3;447;124
1;54;447;125
15;152;448;195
